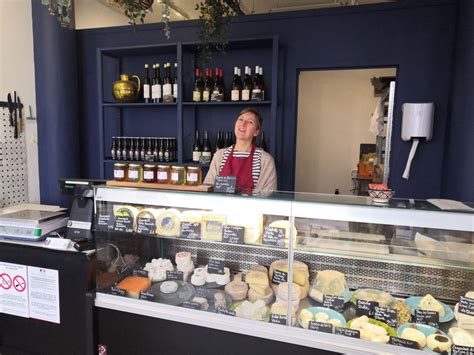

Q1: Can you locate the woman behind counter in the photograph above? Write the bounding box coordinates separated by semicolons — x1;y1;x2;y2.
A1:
204;108;277;193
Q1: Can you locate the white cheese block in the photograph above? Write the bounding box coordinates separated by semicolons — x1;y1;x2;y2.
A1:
269;259;310;291
202;214;226;241
419;294;445;317
181;210;203;223
235;300;267;321
400;327;426;349
226;213;263;244
156;209;182;237
311;270;346;300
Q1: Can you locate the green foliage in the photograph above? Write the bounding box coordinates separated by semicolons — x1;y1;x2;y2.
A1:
112;0;151;27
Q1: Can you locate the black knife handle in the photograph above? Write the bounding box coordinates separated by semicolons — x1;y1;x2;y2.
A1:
14;120;18;139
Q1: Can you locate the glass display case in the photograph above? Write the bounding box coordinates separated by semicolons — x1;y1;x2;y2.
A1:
94;186;474;354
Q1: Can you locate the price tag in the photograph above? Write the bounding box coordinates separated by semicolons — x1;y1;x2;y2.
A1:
96;214;114;231
179;222;201;240
136;217;156;236
459;296;474;317
215;176;236;194
182;301;201;310
389;336;420;349
207;259;225;275
139;291;154;301
415;309;439;328
132;269;148;278
335;327;360;338
217;307;236;317
110;286;126;297
356;299;377;317
222;225;245;244
166;271;183;281
323;295;345;313
144;153;155;162
374;306;398;328
271;269;288;285
308;321;333;333
262;227;286;247
113;216;134;233
270;314;287;325
452;345;474;355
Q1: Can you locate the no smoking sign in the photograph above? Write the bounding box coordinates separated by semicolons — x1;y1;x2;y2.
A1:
13;275;26;292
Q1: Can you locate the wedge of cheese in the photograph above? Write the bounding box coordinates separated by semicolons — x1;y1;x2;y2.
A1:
419;294;445;317
310;270;346;301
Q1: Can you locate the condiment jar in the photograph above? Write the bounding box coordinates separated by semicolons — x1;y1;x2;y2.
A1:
128;164;142;182
143;164;156;183
170;166;186;185
186;167;202;186
113;163;128;181
156;165;170;184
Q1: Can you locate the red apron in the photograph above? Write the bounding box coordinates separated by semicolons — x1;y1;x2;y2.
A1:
219;145;255;192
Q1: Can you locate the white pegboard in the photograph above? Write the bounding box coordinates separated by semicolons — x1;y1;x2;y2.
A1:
0;107;28;208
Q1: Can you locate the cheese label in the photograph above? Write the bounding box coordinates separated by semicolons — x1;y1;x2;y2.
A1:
139;291;154;301
136;217;156;236
415;309;439;328
113;216;133;233
263;227;286;247
459;296;474;317
132;269;148;278
166;271;183;281
335;327;360;338
308;321;333;333
215;176;237;193
323;295;345;313
207;259;225;275
451;345;474;355
110;286;126;297
374;306;398;328
270;314;287;325
389;336;419;349
217;307;236;317
271;269;288;285
96;213;114;231
222;225;245;244
356;299;377;317
182;301;201;310
179;222;201;240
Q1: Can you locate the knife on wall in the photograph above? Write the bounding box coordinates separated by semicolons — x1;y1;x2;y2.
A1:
17;96;23;135
7;93;13;126
13;91;18;139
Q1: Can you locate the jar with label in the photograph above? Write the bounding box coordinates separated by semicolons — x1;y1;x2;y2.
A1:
170;166;186;185
186;167;202;186
143;164;156;183
156;165;170;184
128;164;142;182
113;163;128;181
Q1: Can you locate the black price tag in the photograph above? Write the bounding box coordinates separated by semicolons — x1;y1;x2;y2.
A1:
389;336;420;349
459;296;474;317
270;314;287;325
271;269;288;285
132;269;148;278
415;309;439;328
217;307;236;317
222;225;245;244
308;321;333;333
166;271;183;281
195;287;211;299
179;222;201;240
262;227;286;247
208;259;225;275
374;306;398;328
96;214;114;231
335;327;360;338
452;345;474;355
110;286;126;297
113;216;134;233
356;299;378;317
136;217;156;236
215;176;236;194
139;291;154;301
182;301;201;310
323;295;345;313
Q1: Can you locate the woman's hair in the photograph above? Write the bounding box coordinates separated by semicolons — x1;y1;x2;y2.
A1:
237;107;263;130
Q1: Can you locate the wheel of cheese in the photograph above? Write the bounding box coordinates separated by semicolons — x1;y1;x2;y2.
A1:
276;282;301;301
400;327;427;349
246;271;269;287
269;259;309;292
248;287;273;305
225;280;248;301
160;281;178;294
427;334;452;352
156;209;182;237
250;265;268;274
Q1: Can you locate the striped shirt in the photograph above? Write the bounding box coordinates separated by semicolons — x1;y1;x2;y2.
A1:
218;146;262;188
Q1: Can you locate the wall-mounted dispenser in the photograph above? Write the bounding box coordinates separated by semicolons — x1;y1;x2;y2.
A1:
401;103;434;180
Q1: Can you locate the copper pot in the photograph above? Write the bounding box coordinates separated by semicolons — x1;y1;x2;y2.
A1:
112;74;141;102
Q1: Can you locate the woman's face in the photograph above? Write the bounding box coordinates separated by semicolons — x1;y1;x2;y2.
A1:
234;112;260;143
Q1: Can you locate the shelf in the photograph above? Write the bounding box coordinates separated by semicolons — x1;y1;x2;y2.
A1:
102;102;177;107
183;161;211;169
183;101;271;107
104;159;177;165
106;180;212;192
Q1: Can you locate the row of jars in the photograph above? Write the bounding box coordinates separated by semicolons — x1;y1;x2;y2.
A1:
113;163;202;186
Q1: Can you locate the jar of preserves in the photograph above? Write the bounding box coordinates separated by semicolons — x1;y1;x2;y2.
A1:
128;164;142;182
156;165;170;184
143;164;156;183
186;167;202;186
170;166;186;185
113;163;128;181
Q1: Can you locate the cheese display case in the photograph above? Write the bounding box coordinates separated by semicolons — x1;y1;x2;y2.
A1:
94;186;473;354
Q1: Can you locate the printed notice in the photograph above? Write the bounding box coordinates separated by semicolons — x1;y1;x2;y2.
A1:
27;266;60;324
0;262;29;318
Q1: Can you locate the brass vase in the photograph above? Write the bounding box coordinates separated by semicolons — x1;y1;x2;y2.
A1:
112;74;141;102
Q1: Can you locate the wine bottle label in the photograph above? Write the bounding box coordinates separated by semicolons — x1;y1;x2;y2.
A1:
193;151;202;161
242;90;250;101
193;91;201;102
128;170;139;179
163;84;172;96
231;90;239;101
157;85;162;99
151;84;157;99
187;173;198;182
157;171;168;180
114;170;124;178
202;151;211;157
171;172;179;182
203;91;210;102
144;171;154;180
173;84;178;98
143;84;150;99
251;89;263;101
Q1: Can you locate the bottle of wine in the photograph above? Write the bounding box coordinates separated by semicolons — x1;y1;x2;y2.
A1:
163;63;173;103
143;64;151;103
219;68;225;100
242;66;252;101
203;68;212;102
259;66;265;100
193;68;202;102
151;64;156;103
111;137;117;160
144;137;153;161
225;131;233;147
122;137;128;161
252;65;262;101
164;138;170;162
134;137;140;161
259;131;267;151
193;130;202;163
214;131;221;152
128;137;135;160
156;63;162;103
231;67;241;101
173;63;178;101
153;138;159;162
116;138;122;160
158;138;164;162
202;131;212;162
140;137;146;161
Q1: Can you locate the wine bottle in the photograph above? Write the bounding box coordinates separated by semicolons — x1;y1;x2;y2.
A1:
225;131;233;147
151;64;156;103
193;68;202;102
164;138;170;162
203;68;212;102
158;138;164;162
259;131;267;151
128;137;135;160
156;63;162;103
163;63;173;103
259;66;265;100
116;138;122;160
134;137;140;161
242;66;252;101
111;137;117;160
140;137;146;161
252;65;262;101
219;68;225;100
202;131;212;162
122;138;128;161
173;63;178;101
143;64;151;103
193;130;202;163
153;138;159;162
231;67;241;101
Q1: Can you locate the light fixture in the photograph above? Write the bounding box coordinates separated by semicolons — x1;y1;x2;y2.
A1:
41;0;73;28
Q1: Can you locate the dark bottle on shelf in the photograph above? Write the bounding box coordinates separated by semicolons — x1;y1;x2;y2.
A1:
163;63;173;103
153;138;159;161
111;137;117;160
202;131;212;162
122;137;128;161
259;66;265;100
231;67;241;101
193;68;203;102
215;131;222;152
173;63;178;102
164;138;170;162
152;64;159;103
128;137;135;160
140;138;146;161
252;65;263;101
116;138;122;160
219;68;226;100
172;138;177;162
134;137;140;161
259;131;267;151
143;64;151;103
211;68;224;102
203;68;212;102
224;131;233;148
335;189;340;195
158;138;164;162
242;66;252;101
193;130;202;163
145;138;154;161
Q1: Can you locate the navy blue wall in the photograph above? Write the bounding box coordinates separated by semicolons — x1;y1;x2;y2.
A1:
442;0;474;202
32;1;81;207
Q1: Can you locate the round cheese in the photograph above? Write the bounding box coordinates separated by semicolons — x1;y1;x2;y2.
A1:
156;209;182;237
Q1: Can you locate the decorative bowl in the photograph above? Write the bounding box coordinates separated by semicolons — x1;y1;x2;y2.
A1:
368;189;395;204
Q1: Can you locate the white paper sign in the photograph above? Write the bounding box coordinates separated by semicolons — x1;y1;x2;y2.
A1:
0;262;29;318
27;266;60;324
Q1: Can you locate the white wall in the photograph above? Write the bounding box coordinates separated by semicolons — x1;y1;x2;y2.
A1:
295;68;396;195
0;0;40;204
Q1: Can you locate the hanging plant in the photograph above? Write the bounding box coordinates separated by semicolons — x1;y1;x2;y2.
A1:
195;0;236;67
108;0;153;26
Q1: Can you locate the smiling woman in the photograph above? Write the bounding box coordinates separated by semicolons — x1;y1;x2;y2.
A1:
204;108;277;193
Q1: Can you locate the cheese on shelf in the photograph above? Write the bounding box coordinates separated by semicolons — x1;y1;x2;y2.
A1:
310;270;346;301
202;214;227;241
226;213;264;244
116;276;151;299
269;259;309;298
419;294;445;317
156;209;182;237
